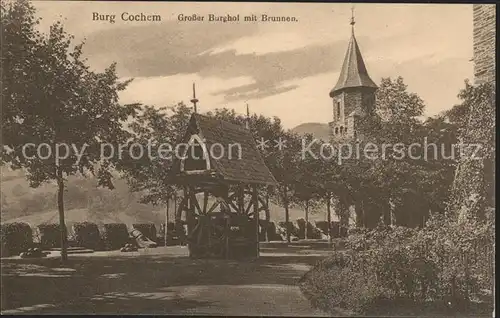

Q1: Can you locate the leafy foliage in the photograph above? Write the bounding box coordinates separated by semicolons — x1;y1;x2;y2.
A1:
121;103;192;206
35;223;65;248
71;222;101;250
1;0;139;260
132;223;157;241
99;223;130;250
0;222;33;256
300;215;494;314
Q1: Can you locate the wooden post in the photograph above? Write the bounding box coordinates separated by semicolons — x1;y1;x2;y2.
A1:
326;195;332;247
185;186;194;256
220;187;230;259
252;184;259;258
238;185;245;214
225;213;229;259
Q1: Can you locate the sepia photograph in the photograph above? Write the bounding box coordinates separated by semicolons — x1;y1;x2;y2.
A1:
0;1;496;316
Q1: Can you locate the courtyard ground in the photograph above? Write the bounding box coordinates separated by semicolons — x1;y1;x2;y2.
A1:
1;244;339;316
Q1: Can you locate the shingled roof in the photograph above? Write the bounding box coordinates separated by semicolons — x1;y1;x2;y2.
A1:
330;29;378;97
172;113;277;186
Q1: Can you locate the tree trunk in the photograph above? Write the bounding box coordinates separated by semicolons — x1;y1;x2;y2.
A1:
57;167;68;263
164;197;169;247
326;195;332;247
338;198;349;237
265;190;270;242
382;198;391;226
304;200;309;240
283;185;290;243
355;199;364;228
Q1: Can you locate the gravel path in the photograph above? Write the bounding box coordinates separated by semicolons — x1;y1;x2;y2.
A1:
2;246;330;316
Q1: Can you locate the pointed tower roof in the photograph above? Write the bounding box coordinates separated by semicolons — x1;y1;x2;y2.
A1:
330;15;377;97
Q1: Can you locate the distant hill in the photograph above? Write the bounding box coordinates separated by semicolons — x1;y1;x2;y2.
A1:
3;203;337;229
5;208;164;228
291;122;331;141
1;166;338;227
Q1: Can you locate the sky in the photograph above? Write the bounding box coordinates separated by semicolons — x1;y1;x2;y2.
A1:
33;2;474;129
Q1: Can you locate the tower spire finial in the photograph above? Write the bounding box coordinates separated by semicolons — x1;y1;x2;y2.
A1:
350;5;355;28
190;82;199;113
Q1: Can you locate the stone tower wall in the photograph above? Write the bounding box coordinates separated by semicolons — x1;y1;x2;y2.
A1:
473;4;496;84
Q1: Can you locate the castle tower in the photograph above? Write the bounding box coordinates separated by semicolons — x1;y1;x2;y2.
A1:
329;11;377;140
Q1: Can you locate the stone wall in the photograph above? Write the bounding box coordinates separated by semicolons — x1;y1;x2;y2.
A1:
473;4;496;84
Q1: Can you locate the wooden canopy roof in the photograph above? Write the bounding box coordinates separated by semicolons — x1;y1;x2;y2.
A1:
171;113;277;186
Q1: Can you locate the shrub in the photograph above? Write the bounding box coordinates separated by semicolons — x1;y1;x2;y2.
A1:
0;222;33;256
315;221;328;236
277;221;299;240
158;222;188;246
295;218;306;239
296;219;323;239
300;215;495;315
72;222;101;250
266;222;283;241
300;250;390;313
99;223;130;250
132;223;157;241
35;224;66;249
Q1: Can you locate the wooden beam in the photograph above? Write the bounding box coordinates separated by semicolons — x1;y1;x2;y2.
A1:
252;184;260;258
238;185;245;214
190;191;203;216
207;200;221;214
203;191;209;214
245;200;254;215
175;196;187;222
186;186;195;257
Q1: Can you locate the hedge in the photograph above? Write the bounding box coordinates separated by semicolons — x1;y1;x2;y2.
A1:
315;221;341;239
72;222;101;250
158;222;188;246
0;222;33;257
35;224;66;249
296;218;322;239
158;222;174;239
265;222;283;241
99;223;130;250
276;221;299;241
132;223;157;241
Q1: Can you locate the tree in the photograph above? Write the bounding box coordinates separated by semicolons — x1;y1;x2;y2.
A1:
121;102;192;207
375;76;425;142
290;133;324;239
1;0;138;262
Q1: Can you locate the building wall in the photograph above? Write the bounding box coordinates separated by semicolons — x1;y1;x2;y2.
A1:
329;88;376;140
473;4;496;84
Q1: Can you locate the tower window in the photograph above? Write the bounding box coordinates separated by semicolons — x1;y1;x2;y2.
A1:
337;101;341;119
340;126;344;134
335;127;339;135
